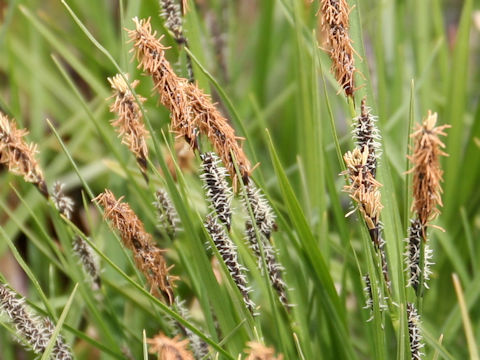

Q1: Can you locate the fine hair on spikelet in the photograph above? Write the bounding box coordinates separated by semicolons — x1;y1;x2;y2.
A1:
127;17;251;187
147;333;194;360
318;0;357;97
0;112;48;197
94;189;177;305
108;73;150;180
404;218;433;291
407;303;425;360
0;282;72;359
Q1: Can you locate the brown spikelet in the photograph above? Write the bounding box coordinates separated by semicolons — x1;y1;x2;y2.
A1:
93;189;177;304
0;112;48;197
147;333;194;360
108;74;150;179
127;17;251;186
319;0;356;97
245;341;283;360
408;111;450;227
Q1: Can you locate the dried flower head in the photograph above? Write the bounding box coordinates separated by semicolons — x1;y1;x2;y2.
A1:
153;189;180;238
404;218;434;291
407;303;425;360
245;341;283;360
408;111;450;226
204;215;256;314
353;98;381;176
319;0;356;97
94;189;177;304
127;17;251;186
0;112;48;197
243;180;277;240
72;236;101;290
108;73;149;178
0;283;72;359
245;220;289;308
362;274;388;322
148;333;194;360
51;181;75;219
200;152;233;230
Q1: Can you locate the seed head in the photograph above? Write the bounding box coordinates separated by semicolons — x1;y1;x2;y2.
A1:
51;181;75;220
153;189;180;238
72;236;101;290
160;0;185;43
94;189;177;304
407;303;425;360
408;111;450;226
200;152;233;230
0;112;48;197
127;17;251;186
319;0;356;97
147;333;194;360
204;215;256;314
242;180;277;240
108;73;149;178
362;274;388;322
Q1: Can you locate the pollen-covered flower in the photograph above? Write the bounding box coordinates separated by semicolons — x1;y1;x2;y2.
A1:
147;333;194;360
407;303;425;360
242;180;277;240
0;112;48;197
51;181;75;219
108;73;149;179
362;274;388;322
153;189;180;238
404;218;434;291
319;0;356;97
127;17;251;186
200;152;233;230
94;189;177;305
408;111;450;226
204;215;256;314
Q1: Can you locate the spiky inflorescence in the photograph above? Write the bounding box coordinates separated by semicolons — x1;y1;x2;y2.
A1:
245;220;289;308
72;236;101;290
408;111;450;227
353;98;381;176
404;218;433;291
0;112;48;197
204;216;256;314
245;341;284;360
51;181;75;219
94;190;177;305
0;283;72;359
153;189;180;238
159;0;185;43
148;333;194;360
169;298;209;359
243;180;277;240
319;0;356;97
407;303;425;360
362;274;388;322
200;152;233;230
127;17;251;186
108;73;149;178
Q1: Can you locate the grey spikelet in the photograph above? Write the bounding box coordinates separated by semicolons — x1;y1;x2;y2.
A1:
153;189;180;238
51;181;74;220
72;236;101;290
407;303;425;360
204;216;256;314
362;274;387;322
404;218;433;291
243;180;277;240
200;152;233;230
245;220;289;308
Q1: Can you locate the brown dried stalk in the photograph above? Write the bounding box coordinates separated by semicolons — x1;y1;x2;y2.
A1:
408;111;450;227
127;17;251;186
108;74;150;179
147;333;194;360
319;0;356;97
245;341;283;360
94;189;177;304
0;112;48;196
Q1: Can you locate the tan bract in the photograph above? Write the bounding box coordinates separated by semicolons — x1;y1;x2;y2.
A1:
108;73;149;177
408;111;450;226
127;17;251;187
147;333;194;360
94;189;177;305
0;112;48;196
245;341;284;360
